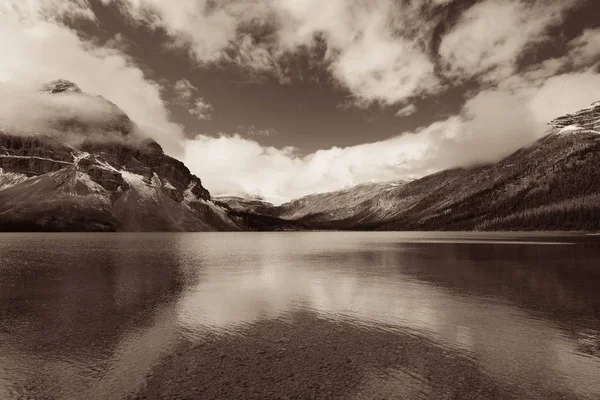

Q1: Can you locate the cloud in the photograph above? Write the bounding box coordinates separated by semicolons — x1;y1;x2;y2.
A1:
105;0;253;62
183;132;434;204
183;94;530;204
568;28;600;68
395;104;418;118
529;71;600;125
173;78;196;102
189;98;213;120
172;78;214;120
0;83;130;140
0;0;186;155
273;0;440;106
181;80;572;204
438;0;582;82
103;0;444;106
184;24;600;204
3;0;600;205
236;125;279;137
1;0;97;22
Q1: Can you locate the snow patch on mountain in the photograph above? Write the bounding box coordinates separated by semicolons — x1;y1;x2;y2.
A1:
183;181;200;203
72;171;110;198
163;181;176;190
555;125;600;136
95;159;120;172
557;125;583;134
72;151;90;165
0;154;72;165
120;171;160;202
0;168;29;190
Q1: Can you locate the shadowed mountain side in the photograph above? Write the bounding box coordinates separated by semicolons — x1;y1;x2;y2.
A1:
0;166;117;231
215;196;280;217
214;198;307;231
377;131;600;231
225;102;600;231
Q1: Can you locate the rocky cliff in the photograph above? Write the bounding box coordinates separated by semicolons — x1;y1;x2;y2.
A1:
549;101;600;131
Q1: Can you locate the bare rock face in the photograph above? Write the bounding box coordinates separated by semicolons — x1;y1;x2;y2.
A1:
41;79;82;94
0;80;235;232
0;133;73;175
549;102;600;131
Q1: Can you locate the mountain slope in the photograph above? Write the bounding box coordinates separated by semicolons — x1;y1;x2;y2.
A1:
377;130;600;230
275;181;410;229
213;196;307;231
0;80;238;232
240;102;600;231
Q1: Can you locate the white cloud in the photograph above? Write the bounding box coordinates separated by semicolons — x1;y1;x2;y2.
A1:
184;131;435;204
103;0;442;106
568;28;600;68
173;78;196;102
439;0;582;82
272;0;442;105
1;0;96;22
529;71;600;125
0;1;187;155
236;125;279;137
0;83;127;136
3;0;600;205
184;25;600;204
395;104;418;117
105;0;256;62
172;78;214;120
189;98;213;120
184;88;545;204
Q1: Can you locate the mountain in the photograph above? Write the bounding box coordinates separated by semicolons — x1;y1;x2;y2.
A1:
213;196;307;231
0;80;240;232
214;196;279;217
229;102;600;231
274;181;410;229
3;81;600;232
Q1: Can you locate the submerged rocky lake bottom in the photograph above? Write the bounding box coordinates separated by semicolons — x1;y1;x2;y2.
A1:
1;232;599;399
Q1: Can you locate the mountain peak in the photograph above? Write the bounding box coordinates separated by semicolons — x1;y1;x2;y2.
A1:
41;79;82;94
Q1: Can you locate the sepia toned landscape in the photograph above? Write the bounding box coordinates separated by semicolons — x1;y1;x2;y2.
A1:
1;0;600;399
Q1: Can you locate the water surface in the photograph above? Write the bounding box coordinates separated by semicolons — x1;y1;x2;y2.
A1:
0;232;599;399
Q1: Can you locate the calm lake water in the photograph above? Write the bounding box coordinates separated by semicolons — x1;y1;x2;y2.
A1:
1;232;599;399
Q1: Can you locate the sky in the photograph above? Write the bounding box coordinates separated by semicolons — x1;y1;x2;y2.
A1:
1;0;600;203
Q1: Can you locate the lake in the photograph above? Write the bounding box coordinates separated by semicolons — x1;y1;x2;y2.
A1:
1;232;599;399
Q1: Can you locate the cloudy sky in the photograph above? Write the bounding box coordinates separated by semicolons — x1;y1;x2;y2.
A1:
1;0;600;203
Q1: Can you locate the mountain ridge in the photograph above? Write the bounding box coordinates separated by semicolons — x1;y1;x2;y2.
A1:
220;101;600;231
1;81;599;231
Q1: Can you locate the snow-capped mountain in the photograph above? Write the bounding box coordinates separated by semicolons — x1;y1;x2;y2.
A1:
0;80;240;231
